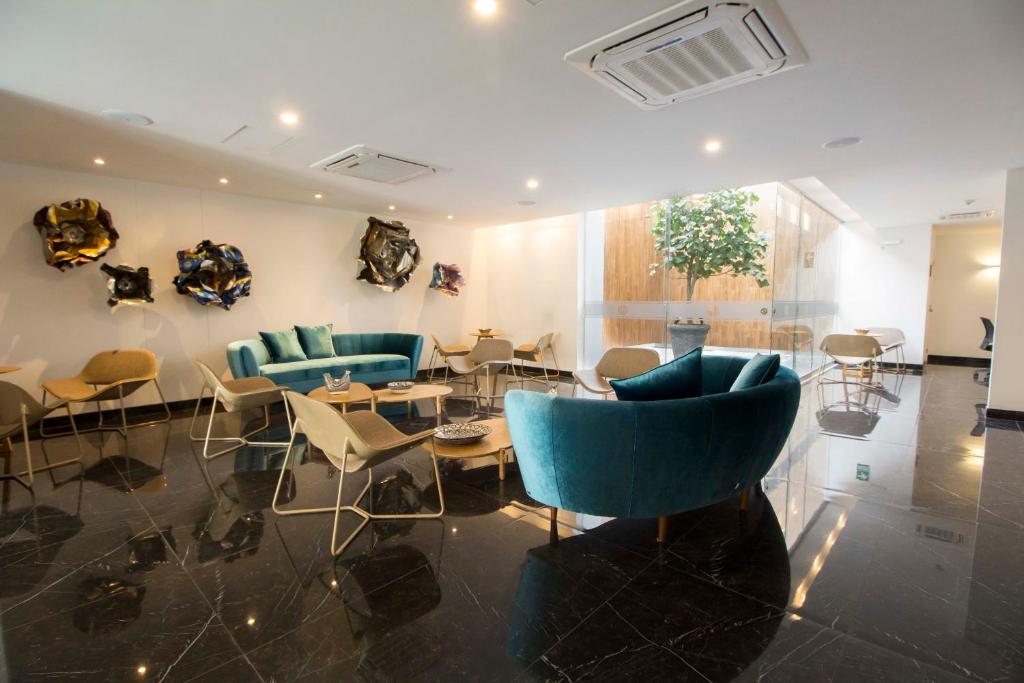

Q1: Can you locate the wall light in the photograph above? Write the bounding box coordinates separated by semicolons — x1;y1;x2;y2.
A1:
473;0;498;16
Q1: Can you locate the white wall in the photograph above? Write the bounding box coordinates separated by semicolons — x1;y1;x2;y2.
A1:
925;224;1001;359
836;221;933;366
0;161;476;407
463;214;581;372
988;168;1024;413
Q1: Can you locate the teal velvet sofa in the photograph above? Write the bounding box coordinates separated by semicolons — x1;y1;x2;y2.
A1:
504;355;800;521
226;333;422;393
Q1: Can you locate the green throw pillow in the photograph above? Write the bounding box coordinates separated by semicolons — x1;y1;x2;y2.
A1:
609;347;702;401
730;353;781;391
259;329;308;363
295;324;335;359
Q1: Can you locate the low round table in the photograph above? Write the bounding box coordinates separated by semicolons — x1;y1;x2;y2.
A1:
469;330;504;339
307;383;374;413
373;383;453;425
0;366;21;374
427;418;513;480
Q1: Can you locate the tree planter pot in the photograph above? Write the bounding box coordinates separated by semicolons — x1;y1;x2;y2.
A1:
668;322;710;359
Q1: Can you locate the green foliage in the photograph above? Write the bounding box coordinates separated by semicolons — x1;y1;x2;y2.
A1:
650;189;770;301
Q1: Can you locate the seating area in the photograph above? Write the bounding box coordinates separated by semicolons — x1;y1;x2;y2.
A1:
2;2;1023;681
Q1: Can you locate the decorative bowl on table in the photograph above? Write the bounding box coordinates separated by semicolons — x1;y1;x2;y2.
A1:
478;328;492;334
434;422;492;445
854;328;870;335
387;381;414;394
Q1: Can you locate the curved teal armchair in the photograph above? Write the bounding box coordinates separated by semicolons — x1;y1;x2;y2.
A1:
504;355;800;519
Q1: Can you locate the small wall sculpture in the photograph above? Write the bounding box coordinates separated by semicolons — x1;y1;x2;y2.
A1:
356;217;421;292
172;240;252;310
32;198;119;271
101;264;154;307
428;262;465;297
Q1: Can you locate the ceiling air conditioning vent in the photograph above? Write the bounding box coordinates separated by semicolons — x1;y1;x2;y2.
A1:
939;210;995;221
311;145;439;184
565;0;807;110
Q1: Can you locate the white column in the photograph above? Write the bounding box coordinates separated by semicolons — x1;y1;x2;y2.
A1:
988;168;1024;415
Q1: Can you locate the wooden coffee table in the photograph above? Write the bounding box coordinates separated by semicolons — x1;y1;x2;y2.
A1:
373;383;453;426
307;383;374;413
426;418;513;480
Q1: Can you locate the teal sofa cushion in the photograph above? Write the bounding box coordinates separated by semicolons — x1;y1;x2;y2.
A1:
295;324;335;359
609;347;702;401
259;354;410;384
730;353;781;391
259;329;307;363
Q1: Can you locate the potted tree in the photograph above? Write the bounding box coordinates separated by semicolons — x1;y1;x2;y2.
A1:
650;189;770;357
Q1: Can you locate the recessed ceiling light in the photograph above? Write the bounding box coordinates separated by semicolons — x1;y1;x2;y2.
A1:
279;111;300;126
704;139;722;153
93;157;105;166
219;177;229;184
822;136;862;150
388;205;396;211
525;178;540;190
473;0;498;16
101;110;154;127
447;215;454;220
136;665;147;676
314;193;323;199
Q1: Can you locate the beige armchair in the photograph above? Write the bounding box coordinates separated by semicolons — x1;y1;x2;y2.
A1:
40;349;170;437
191;361;291;460
1;381;83;489
818;333;884;405
272;391;443;556
573;347;661;399
427;334;471;384
511;332;560;387
447;338;516;410
867;327;906;373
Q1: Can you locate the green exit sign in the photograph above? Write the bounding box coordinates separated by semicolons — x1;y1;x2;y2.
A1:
856;464;870;481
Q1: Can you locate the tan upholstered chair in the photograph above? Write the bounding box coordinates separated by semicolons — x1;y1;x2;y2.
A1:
1;381;83;489
573;347;661;399
818;334;884;405
272;391;442;555
40;349;170;437
447;338;516;410
427;334;471;384
867;328;906;373
191;361;291;460
511;333;560;387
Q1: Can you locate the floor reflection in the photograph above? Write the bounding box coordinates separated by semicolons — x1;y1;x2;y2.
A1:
0;367;1020;681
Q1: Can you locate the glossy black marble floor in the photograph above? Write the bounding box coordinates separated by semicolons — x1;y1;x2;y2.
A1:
1;366;1021;681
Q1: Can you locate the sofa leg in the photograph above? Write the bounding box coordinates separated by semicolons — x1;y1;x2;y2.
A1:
657;515;668;544
739;489;751;511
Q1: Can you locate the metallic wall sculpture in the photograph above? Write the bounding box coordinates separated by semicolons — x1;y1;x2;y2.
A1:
101;264;154;307
32;198;119;271
428;262;465;297
356;217;421;292
172;240;252;310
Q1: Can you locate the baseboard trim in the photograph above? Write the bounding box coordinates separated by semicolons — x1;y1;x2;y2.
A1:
986;407;1024;422
927;355;990;368
879;361;924;375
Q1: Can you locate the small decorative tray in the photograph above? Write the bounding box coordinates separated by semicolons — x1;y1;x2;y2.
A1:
434;422;492;445
387;381;414;394
478;328;492;334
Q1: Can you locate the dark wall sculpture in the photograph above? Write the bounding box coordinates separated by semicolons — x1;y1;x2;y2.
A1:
172;240;252;310
101;264;154;307
429;262;465;297
32;198;119;271
356;217;421;292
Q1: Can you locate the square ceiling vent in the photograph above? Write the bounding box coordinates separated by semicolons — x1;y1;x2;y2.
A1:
311;145;439;184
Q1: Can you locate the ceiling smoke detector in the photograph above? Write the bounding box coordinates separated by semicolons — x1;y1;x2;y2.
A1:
311;145;441;184
565;0;807;110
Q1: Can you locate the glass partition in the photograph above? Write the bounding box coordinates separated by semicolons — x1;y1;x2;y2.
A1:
581;182;841;377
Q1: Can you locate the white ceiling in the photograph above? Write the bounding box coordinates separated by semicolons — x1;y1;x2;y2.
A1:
0;0;1021;228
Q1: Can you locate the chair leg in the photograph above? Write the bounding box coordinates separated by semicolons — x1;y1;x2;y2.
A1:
427;348;439;384
657;515;668;544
